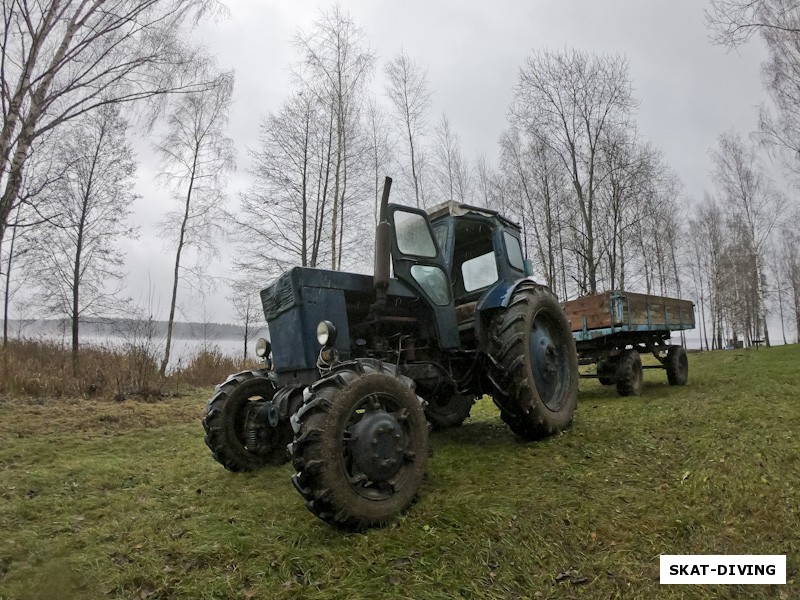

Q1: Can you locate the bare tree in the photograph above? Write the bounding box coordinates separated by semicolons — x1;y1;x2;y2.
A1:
510;48;638;294
432;113;471;203
688;197;729;348
707;3;800;213
0;0;225;248
1;137;67;346
293;5;375;270
2;205;31;346
364;96;395;226
711;130;785;346
235;92;331;279
499;127;566;291
385;50;432;208
706;0;800;47
227;279;266;365
157;72;236;376
32;105;138;374
779;227;800;342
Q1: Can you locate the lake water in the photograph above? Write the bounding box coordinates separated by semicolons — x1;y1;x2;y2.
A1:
8;331;254;369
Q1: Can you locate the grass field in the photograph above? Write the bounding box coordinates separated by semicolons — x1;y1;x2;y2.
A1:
1;346;798;599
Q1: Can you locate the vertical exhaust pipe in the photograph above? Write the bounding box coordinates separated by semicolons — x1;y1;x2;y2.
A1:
373;176;392;311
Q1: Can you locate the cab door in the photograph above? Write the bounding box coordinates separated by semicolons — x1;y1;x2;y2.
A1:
388;204;459;349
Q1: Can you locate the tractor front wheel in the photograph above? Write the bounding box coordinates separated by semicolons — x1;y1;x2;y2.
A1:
203;371;292;471
289;360;428;530
487;282;579;440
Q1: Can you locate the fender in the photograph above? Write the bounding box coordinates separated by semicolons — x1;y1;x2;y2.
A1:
474;277;548;342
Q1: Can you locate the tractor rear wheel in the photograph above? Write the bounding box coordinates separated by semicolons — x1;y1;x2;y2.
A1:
289;360;428;530
665;345;689;386
487;282;579;440
424;392;474;430
615;350;643;397
203;371;291;471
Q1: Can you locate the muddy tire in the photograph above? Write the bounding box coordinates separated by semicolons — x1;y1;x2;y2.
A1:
665;345;688;386
596;359;615;386
289;360;428;530
203;370;290;471
616;350;643;397
424;393;474;430
486;282;579;440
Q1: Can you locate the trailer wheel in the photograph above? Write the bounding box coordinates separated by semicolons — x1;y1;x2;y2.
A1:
596;359;615;386
289;360;428;530
487;282;579;440
424;393;474;430
616;350;643;397
203;371;290;471
665;346;689;386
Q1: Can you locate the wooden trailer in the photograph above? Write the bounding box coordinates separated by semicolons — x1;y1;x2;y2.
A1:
562;291;696;396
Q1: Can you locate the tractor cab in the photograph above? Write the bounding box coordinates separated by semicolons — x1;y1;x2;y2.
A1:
426;201;528;305
385;200;529;349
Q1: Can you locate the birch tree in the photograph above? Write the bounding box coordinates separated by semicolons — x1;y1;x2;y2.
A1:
1;134;66;346
510;49;638;294
33;105;138;375
711;130;784;346
432;113;470;203
0;0;224;248
235;92;331;279
365;95;394;226
385;50;432;208
157;72;235;376
293;5;375;270
779;227;800;342
499;127;567;292
227;279;265;365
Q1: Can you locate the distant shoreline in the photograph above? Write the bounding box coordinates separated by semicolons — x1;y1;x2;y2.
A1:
1;318;258;340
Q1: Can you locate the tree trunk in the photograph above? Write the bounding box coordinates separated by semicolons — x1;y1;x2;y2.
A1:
2;223;17;348
160;150;198;377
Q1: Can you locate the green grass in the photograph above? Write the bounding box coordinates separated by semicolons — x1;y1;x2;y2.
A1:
1;346;799;599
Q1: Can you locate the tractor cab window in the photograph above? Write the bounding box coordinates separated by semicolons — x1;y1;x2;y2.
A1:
463;253;498;292
410;265;451;306
452;218;498;300
504;231;525;272
394;210;437;257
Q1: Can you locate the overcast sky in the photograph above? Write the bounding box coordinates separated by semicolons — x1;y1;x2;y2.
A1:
123;0;771;324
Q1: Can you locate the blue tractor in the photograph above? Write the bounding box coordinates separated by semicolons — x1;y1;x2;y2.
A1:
203;178;579;530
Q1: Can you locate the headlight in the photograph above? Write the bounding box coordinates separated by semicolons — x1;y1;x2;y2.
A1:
255;338;271;358
316;320;337;347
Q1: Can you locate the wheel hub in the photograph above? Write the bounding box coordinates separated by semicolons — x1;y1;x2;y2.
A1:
349;410;405;482
530;314;566;410
531;325;558;382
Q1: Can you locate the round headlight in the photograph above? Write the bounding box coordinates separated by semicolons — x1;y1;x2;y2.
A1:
316;320;337;347
255;337;271;358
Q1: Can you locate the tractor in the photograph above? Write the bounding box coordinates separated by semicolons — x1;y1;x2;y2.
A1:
203;177;579;530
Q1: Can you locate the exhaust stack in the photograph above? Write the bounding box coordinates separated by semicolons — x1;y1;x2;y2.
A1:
373;176;392;311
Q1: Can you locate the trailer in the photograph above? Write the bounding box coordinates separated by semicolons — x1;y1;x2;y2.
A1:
562;291;696;396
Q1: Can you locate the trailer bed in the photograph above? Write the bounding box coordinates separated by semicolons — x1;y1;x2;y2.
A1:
561;291;695;396
563;291;695;342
